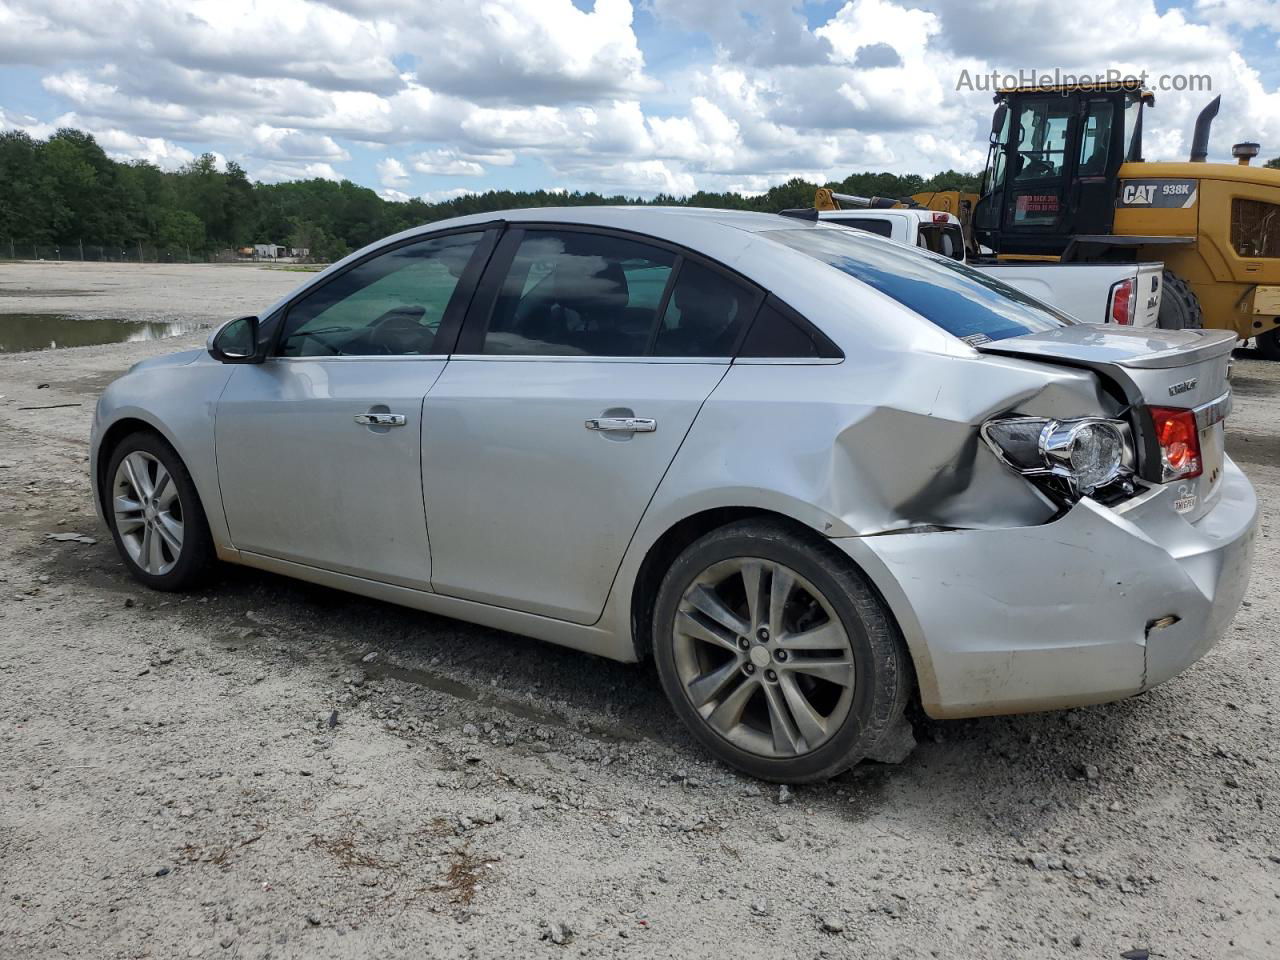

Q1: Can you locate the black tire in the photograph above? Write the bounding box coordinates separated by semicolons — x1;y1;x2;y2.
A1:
1158;271;1204;330
104;431;214;591
651;519;914;783
1256;328;1280;361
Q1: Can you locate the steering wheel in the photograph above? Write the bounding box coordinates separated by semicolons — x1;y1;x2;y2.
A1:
363;305;431;354
1021;154;1055;177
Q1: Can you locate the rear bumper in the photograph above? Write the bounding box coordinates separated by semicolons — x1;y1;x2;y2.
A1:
836;457;1258;719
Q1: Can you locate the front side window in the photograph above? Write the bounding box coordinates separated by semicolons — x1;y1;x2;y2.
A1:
766;226;1075;343
280;232;483;357
1013;99;1071;181
482;231;675;356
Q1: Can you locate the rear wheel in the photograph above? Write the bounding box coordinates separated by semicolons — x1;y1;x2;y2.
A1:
1257;328;1280;361
106;432;213;590
652;519;913;783
1158;271;1204;330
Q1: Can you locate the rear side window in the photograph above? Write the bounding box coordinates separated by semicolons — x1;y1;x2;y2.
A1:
765;226;1075;343
738;297;840;359
826;217;893;239
482;231;675;356
652;261;756;357
917;224;965;261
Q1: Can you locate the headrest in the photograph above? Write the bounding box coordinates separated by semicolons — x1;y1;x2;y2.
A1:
551;256;629;313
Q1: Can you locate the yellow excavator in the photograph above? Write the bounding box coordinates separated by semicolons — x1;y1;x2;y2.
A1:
814;80;1280;357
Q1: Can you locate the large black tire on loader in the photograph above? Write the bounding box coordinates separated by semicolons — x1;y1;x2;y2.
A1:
1158;271;1204;330
1257;328;1280;361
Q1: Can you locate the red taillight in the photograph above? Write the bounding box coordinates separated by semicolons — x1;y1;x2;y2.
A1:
932;212;950;223
1149;406;1202;481
1109;278;1135;325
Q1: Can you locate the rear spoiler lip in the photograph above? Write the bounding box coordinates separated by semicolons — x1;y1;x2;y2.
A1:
976;328;1238;370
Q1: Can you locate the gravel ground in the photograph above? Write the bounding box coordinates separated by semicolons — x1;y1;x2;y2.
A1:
1;262;1278;959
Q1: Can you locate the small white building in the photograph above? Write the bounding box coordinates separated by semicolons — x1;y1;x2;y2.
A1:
253;243;287;259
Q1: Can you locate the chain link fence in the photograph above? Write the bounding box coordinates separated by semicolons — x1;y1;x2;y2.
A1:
0;240;245;264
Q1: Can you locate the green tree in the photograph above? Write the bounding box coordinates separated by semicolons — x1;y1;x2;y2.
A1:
0;124;990;260
1265;156;1279;170
156;209;205;251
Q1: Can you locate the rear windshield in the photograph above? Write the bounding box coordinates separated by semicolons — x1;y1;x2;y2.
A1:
765;226;1076;343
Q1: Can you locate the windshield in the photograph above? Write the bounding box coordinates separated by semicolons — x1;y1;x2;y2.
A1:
764;226;1076;343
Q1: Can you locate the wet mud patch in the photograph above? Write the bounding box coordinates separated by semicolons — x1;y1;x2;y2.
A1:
0;313;207;353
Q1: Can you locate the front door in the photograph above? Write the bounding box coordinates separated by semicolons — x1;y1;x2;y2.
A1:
422;227;761;624
998;96;1073;255
215;229;492;587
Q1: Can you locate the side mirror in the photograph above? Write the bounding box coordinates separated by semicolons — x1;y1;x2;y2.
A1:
990;103;1009;144
208;315;262;364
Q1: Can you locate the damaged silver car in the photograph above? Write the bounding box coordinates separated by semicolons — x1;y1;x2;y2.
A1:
90;207;1258;782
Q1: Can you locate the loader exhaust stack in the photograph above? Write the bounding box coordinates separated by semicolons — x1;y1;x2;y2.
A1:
1189;95;1221;162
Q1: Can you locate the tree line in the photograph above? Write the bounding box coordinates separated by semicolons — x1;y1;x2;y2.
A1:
44;125;1278;262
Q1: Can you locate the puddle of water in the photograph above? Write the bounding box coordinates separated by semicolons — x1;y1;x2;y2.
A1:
0;313;206;353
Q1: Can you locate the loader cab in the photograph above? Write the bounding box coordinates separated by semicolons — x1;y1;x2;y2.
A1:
974;82;1149;258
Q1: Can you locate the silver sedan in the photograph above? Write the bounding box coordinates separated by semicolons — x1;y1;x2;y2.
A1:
90;207;1257;782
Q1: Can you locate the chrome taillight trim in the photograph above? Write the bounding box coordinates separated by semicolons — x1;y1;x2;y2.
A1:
1193;390;1232;431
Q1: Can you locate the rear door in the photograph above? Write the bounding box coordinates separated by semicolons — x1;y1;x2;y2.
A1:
421;226;762;624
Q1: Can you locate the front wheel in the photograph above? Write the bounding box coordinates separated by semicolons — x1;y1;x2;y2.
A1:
1257;328;1280;361
652;519;914;783
105;432;214;590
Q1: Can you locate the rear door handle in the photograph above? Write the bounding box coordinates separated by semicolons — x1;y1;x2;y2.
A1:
355;413;406;426
585;417;656;433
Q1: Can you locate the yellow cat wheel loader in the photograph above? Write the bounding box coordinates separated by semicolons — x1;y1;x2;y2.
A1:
815;80;1280;357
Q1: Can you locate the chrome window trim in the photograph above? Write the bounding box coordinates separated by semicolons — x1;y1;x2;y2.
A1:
733;357;845;366
445;354;732;365
269;355;449;363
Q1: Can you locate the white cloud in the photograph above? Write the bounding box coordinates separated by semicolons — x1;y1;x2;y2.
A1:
3;0;1279;198
95;129;197;168
420;187;479;202
410;150;484;176
377;157;409;187
250;160;342;182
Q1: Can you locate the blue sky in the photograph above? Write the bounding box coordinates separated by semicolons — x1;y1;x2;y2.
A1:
1;0;1278;199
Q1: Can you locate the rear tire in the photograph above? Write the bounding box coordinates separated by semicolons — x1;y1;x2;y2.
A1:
1257;328;1280;361
105;432;214;591
651;519;914;783
1158;271;1204;330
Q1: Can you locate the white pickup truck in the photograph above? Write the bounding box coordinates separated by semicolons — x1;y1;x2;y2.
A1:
818;208;1164;327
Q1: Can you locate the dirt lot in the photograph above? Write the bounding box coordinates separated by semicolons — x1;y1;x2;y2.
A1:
1;261;1278;959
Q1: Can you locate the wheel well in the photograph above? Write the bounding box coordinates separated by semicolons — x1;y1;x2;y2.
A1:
629;507;828;660
95;418;163;513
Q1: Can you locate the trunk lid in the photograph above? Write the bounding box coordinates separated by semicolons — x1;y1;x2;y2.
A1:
977;326;1236;522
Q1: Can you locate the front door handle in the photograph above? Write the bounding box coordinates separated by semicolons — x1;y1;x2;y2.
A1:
585;417;656;433
355;413;406;427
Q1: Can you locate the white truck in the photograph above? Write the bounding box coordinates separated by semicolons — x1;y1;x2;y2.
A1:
817;208;1164;327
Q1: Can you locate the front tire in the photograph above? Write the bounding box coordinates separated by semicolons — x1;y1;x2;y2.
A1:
1158;271;1204;330
652;519;913;783
105;432;213;590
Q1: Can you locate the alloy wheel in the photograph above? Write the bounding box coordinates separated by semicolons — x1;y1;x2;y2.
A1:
113;451;184;576
671;557;856;759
